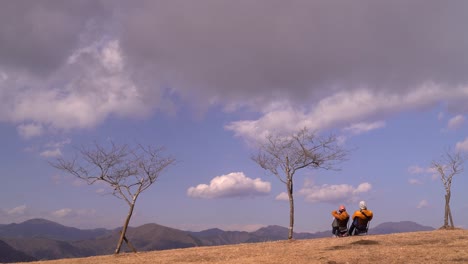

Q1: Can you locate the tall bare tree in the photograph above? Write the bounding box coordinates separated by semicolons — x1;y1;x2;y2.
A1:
51;142;175;254
252;128;347;239
431;149;465;229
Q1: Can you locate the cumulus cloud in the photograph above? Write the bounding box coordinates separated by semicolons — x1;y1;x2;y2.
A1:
39;139;71;158
275;192;289;201
52;208;73;218
1;39;158;132
226;86;468;143
17;123;44;139
343;121;386;135
187;172;271;199
299;182;372;203
417;200;429;209
40;149;63;158
7;205;27;215
408;178;423;185
447;115;465;130
455;138;468;152
407;165;433;175
50;208;96;219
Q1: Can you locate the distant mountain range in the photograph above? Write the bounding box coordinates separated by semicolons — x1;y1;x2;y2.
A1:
0;218;435;263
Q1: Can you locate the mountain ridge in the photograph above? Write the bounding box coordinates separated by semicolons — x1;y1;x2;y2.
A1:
0;218;111;241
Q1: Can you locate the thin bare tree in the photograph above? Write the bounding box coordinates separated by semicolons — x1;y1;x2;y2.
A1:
431;149;465;229
252;127;347;239
51;141;175;254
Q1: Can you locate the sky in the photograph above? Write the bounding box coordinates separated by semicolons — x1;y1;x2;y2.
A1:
1;0;468;233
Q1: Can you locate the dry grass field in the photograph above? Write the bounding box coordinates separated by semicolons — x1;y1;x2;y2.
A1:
21;229;467;264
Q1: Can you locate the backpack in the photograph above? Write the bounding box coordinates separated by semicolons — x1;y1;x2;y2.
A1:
354;210;370;233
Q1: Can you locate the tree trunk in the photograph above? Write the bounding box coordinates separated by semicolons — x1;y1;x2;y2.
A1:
444;194;449;227
287;179;294;240
114;202;136;254
448;205;454;228
446;192;454;227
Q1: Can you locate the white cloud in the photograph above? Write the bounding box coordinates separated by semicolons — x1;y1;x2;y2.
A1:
7;205;27;215
3;2;468;142
227;85;468;143
0;39;158;137
408;178;423;185
299;182;372;203
417;200;429;209
40;149;62;158
447;115;465;130
45;139;72;149
40;139;71;158
455;138;468;152
408;166;423;174
50;208;96;219
187;172;271;199
407;165;436;175
52;208;73;218
17;123;44;139
275;192;289;201
343;121;386;135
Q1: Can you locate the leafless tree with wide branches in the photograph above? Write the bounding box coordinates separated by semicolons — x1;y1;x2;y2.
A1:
51;141;176;254
252;127;348;239
431;149;465;229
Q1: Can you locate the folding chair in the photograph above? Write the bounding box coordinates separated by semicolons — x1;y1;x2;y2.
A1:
337;218;350;237
354;221;370;236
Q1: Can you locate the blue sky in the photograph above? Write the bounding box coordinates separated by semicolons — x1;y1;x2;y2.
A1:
1;1;468;233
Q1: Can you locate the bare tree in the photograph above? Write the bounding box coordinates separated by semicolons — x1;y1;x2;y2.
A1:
51;142;175;254
252;128;347;239
431;149;465;229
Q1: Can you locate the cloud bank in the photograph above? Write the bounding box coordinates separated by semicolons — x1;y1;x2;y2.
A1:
1;1;468;140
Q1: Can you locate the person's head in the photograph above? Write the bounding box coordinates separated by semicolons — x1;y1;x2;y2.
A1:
339;205;346;212
359;201;367;210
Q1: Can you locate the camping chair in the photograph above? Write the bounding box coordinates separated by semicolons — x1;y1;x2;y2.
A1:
353;219;370;236
337;218;350;237
332;217;350;237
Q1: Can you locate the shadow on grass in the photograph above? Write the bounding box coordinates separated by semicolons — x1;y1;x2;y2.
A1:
326;239;379;251
350;240;379;245
452;258;468;262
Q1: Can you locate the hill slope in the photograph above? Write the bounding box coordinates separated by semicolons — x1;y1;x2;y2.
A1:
1;218;436;262
72;223;202;255
0;239;36;263
17;229;468;264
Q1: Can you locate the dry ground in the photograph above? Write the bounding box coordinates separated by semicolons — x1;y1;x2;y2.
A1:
21;229;468;264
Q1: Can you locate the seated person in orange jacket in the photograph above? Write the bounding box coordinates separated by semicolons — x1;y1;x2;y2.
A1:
331;205;349;237
348;201;373;236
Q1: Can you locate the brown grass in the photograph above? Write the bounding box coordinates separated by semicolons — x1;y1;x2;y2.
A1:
21;229;468;264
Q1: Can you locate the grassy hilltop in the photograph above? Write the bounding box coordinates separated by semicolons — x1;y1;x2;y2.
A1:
20;229;468;264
